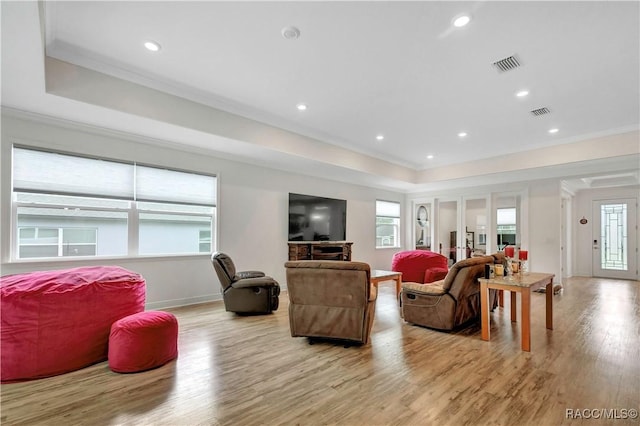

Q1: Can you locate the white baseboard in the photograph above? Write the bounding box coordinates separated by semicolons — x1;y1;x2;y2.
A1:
145;293;223;310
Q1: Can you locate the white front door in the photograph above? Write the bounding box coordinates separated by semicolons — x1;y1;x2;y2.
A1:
592;199;638;280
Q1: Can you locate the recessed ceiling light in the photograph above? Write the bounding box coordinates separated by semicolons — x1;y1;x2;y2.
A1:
144;41;161;52
453;14;471;28
516;90;529;98
296;103;307;111
549;128;559;134
426;154;434;159
376;135;384;141
458;132;468;138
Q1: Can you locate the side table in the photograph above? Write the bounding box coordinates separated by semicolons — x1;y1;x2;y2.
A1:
370;270;403;298
478;272;555;352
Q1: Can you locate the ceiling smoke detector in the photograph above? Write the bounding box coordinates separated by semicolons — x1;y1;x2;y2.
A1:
281;26;301;40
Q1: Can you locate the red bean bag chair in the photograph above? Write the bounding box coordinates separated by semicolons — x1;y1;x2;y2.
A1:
391;250;449;284
108;311;178;373
1;266;145;382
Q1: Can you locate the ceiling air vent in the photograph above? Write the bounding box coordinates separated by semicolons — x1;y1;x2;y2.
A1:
530;107;551;116
492;55;521;72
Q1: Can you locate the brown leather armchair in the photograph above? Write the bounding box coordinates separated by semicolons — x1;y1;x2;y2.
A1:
211;252;280;314
400;254;502;330
284;260;377;345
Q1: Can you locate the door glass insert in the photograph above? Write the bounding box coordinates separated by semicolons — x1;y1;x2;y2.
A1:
601;203;628;271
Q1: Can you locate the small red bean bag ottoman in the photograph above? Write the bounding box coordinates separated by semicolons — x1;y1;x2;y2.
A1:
1;266;145;383
392;250;449;284
108;311;178;373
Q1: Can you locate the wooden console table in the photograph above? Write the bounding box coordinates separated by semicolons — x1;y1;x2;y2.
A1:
288;241;353;261
478;272;555;352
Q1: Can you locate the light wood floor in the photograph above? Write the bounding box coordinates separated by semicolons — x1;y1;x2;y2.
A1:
1;276;638;426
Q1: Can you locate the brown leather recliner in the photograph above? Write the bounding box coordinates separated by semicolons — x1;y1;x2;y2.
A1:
211;252;280;314
400;254;502;331
284;260;377;345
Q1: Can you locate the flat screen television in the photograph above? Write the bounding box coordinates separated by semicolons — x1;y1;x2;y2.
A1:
288;193;346;241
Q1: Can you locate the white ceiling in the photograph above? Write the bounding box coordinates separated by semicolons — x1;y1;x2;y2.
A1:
2;1;639;192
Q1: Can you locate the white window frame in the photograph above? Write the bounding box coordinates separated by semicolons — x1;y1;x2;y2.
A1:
376;200;401;249
10;146;217;262
199;229;212;253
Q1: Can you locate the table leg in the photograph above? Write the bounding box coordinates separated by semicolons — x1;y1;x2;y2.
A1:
498;289;504;307
481;281;490;341
395;277;402;299
510;291;517;322
521;288;531;352
546;280;553;330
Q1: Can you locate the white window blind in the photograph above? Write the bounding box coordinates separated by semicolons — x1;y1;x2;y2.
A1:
376;200;400;218
136;165;216;206
13;148;216;206
13;148;134;199
497;208;516;225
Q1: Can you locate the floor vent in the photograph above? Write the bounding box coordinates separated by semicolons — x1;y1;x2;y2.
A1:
530;107;551;116
492;55;521;72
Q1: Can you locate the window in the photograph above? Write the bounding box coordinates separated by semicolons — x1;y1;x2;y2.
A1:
11;147;216;260
199;230;212;253
376;200;401;248
496;207;516;246
18;226;97;258
137;202;213;256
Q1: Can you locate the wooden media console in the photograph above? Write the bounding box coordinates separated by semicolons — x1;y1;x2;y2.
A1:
287;241;353;261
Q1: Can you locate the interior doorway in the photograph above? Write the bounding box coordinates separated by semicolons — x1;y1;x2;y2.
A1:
438;199;459;266
464;197;488;259
592;198;638;280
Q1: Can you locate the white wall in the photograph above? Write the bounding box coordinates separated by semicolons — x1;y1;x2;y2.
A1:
406;182;639;283
573;185;640;277
527;181;562;281
407;181;564;283
0;114;403;308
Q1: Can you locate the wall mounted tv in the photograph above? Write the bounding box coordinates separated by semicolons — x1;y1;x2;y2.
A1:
288;193;346;241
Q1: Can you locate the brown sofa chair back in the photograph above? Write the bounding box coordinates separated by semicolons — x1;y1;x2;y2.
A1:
401;254;501;330
284;260;377;344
